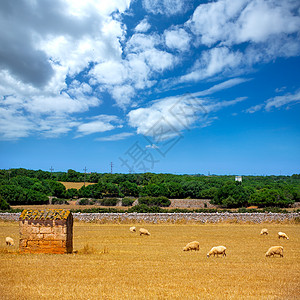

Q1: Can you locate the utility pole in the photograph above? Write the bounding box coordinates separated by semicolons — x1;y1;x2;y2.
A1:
83;166;87;186
8;169;11;181
50;166;54;179
110;162;113;174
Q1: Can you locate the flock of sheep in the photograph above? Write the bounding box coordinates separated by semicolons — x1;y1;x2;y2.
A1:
260;229;289;257
5;227;290;258
129;226;290;258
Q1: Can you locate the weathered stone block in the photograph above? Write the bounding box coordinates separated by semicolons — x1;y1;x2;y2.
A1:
43;233;56;240
27;240;39;248
31;226;40;234
19;209;73;254
40;226;53;234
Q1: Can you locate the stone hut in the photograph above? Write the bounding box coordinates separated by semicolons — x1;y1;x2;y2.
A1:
19;209;73;254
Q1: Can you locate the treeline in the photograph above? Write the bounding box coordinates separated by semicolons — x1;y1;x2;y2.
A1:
0;168;299;210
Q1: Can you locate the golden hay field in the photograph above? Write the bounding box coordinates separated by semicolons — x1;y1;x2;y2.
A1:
0;221;299;300
59;181;96;189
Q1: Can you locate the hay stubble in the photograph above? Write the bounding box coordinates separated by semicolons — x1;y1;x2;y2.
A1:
0;222;299;299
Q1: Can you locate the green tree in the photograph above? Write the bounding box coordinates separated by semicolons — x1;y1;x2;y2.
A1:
0;195;10;210
45;180;66;198
119;181;139;197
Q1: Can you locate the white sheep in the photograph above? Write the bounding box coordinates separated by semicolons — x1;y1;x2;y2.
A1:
207;246;226;258
5;237;14;246
265;246;283;257
278;232;289;240
129;226;136;233
139;228;150;236
183;241;200;251
260;228;269;235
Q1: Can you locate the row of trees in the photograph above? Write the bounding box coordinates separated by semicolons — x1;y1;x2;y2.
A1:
0;169;299;209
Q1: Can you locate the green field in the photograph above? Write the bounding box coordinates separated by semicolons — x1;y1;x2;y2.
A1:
0;222;299;299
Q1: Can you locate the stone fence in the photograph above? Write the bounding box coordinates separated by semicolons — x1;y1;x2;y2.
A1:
1;212;299;223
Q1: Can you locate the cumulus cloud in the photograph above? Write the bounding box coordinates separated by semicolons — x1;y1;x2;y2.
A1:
180;47;243;82
90;61;128;85
179;0;300;83
76;115;122;137
1;0;299;142
142;0;191;16
135;18;151;32
188;0;300;46
89;32;176;106
0;0;133;140
165;28;191;52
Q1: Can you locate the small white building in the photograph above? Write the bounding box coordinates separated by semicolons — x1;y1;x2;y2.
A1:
235;176;242;182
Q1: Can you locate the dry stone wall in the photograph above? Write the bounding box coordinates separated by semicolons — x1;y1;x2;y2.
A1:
1;212;298;223
73;212;299;223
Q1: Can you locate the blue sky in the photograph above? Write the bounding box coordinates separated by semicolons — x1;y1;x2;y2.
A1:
0;0;299;175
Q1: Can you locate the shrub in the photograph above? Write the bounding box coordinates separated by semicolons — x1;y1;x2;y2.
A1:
100;198;118;206
78;198;90;205
127;204;164;213
138;196;171;207
71;207;120;213
122;197;135;206
52;198;69;205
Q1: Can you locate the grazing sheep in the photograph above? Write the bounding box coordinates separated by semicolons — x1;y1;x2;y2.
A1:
129;226;136;233
266;246;283;257
207;246;226;258
260;228;269;235
278;232;289;240
5;237;14;246
139;228;150;236
183;241;200;251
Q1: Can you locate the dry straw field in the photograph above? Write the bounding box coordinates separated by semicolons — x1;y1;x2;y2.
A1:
59;181;96;190
0;221;299;299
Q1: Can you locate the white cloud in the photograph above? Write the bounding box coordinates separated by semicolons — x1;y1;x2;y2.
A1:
193;78;251;97
245;104;264;114
110;85;136;109
188;0;244;46
38;116;80;138
146;144;159;149
0;0;134;140
245;90;300;113
76;115;122;137
188;0;300;46
180;47;243;82
0;107;35;140
265;90;300;111
178;0;300;84
126;33;161;53
235;0;300;44
0;104;81;141
1;0;299;142
128;89;245;141
142;0;191;16
135;18;151;32
90;61;128;85
96;132;134;141
165;28;191;52
142;49;175;72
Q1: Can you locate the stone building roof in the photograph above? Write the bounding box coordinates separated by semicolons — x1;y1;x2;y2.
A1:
19;209;71;220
